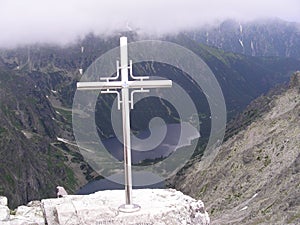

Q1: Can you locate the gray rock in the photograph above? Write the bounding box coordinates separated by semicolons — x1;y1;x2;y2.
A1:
0;205;10;221
1;189;209;224
14;204;44;225
0;196;8;206
0;200;45;225
42;189;210;225
1;217;43;225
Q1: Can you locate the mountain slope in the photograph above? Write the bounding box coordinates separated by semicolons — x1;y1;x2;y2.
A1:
172;72;300;224
0;66;71;207
0;33;299;208
0;66;97;208
171;34;300;118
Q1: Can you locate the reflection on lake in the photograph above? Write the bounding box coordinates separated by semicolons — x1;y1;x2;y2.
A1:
76;122;200;194
102;122;199;164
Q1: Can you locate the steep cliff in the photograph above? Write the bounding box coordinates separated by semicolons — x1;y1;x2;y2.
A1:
173;72;300;224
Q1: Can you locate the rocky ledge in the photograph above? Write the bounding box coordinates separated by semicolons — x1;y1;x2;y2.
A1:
0;189;210;225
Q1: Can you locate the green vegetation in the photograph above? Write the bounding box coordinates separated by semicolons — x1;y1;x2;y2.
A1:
0;104;11;117
54;107;72;124
197;184;208;198
0;185;4;195
10;209;16;215
199;43;242;67
287;212;300;224
46;145;78;192
263;155;271;167
71;152;84;163
64;167;77;190
0;126;7;136
26;97;38;105
261;203;274;215
4;174;15;186
210;207;216;215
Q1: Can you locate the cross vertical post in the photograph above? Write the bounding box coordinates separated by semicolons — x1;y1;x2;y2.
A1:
77;37;172;212
120;37;134;207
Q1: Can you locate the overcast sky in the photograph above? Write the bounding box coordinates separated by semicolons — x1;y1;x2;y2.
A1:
0;0;299;47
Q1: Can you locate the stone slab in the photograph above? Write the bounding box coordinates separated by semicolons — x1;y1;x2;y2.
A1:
42;189;209;225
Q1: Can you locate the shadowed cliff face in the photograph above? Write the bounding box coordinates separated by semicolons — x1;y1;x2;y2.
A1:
172;73;300;225
0;67;77;208
0;66;98;208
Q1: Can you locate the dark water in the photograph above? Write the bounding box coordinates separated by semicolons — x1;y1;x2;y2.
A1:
76;177;165;195
76;123;199;194
102;122;199;163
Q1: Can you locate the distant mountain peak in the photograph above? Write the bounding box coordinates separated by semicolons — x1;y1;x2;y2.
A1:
187;19;300;58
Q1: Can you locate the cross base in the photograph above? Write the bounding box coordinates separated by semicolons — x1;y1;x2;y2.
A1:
118;204;141;213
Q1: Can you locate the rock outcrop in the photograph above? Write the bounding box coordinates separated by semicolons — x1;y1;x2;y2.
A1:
0;196;44;225
0;196;9;221
0;189;210;225
290;71;300;91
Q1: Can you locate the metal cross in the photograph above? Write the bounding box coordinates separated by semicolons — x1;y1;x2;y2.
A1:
77;37;172;212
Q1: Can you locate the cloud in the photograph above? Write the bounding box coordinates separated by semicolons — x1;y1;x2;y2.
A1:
0;0;299;47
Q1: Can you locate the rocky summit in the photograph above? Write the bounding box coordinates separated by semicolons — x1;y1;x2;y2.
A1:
0;189;210;225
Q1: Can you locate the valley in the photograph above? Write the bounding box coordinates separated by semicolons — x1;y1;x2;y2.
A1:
0;21;299;221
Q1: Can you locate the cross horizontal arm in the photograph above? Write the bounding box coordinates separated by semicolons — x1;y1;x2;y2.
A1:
127;80;172;89
77;80;172;90
77;81;123;90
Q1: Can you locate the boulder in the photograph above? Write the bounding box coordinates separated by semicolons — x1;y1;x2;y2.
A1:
0;200;45;225
0;196;8;206
14;203;44;225
0;205;10;221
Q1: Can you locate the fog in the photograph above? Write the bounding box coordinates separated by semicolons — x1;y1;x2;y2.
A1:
0;0;299;47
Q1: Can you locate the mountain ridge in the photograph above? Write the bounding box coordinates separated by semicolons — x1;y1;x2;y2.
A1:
171;72;300;224
187;18;300;59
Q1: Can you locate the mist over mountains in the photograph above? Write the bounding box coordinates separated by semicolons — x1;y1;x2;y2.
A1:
1;0;300;47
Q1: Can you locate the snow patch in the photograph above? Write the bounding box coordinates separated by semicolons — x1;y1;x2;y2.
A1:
239;206;248;211
21;130;33;139
251;41;254;50
251;193;258;199
239;39;244;48
206;32;209;44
